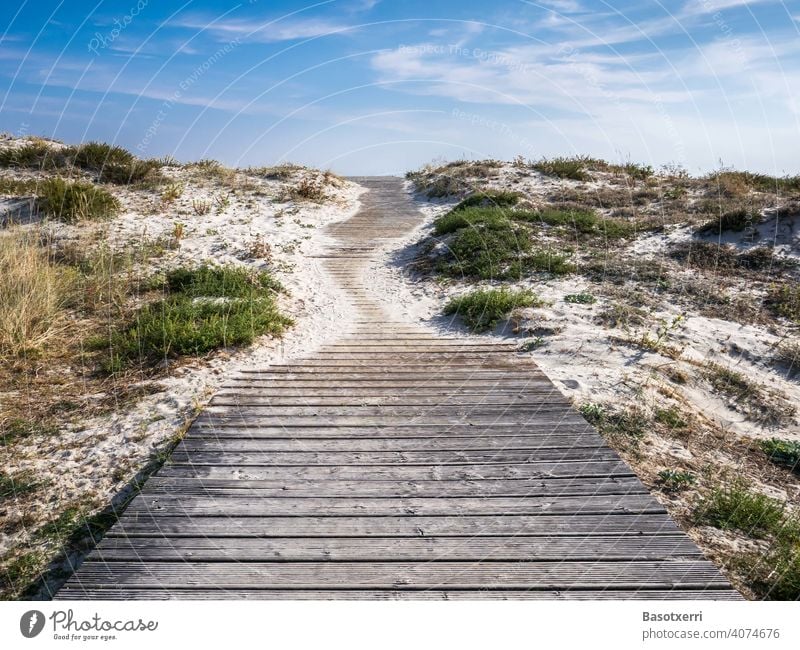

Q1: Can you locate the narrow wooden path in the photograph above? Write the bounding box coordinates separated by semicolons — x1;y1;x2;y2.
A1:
58;177;740;599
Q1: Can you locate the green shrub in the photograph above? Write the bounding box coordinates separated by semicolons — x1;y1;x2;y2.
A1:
163;265;285;297
695;482;788;538
453;191;521;212
99;266;291;371
657;469;696;492
438;225;531;280
0;142;64;169
436;226;574;279
565;293;596;304
433;207;512;235
764;543;800;600
443;288;542;331
707;170;800;196
518;207;638;239
0;471;40;501
0;178;39;195
696;209;758;235
766;283;800;324
70;141;134;169
654;406;688;430
0;418;59;447
773;341;800;377
760;438;800;472
70;141;161;184
532;156;589;180
37;178;119;223
579;403;647;441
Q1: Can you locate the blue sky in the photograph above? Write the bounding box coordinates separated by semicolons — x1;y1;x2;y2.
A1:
1;0;798;174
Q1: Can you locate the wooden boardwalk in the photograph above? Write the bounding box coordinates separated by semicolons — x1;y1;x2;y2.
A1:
58;177;740;600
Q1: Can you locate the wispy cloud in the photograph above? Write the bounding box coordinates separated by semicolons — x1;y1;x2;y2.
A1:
680;0;782;16
535;0;586;13
170;16;357;43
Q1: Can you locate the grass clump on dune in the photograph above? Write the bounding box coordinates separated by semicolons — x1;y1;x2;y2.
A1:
760;438;800;472
0;230;77;356
435;225;574;280
70;141;162;185
433;205;638;240
695;482;789;538
37;178;119;223
433;207;513;236
453;190;521;212
0;141;65;170
98;265;292;373
695;482;800;600
532;156;590;181
766;283;800;324
696;209;759;235
444;287;542;331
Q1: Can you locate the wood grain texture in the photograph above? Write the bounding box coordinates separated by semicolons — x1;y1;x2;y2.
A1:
57;177;740;601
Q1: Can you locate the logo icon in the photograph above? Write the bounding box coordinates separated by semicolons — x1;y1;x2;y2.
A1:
20;610;45;638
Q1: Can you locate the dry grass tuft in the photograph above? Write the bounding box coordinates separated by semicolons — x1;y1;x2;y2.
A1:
0;230;77;356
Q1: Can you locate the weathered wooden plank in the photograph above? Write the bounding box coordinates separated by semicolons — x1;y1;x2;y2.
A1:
158;460;633;481
91;535;701;562
201;405;583;417
209;394;567;406
191;416;592;428
107;513;682;537
166;448;620;466
126;494;663;517
179;436;606;452
61;560;731;589
186;425;598;438
143;476;648;498
55;587;743;600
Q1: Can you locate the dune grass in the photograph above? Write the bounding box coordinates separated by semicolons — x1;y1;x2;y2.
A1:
696;209;760;235
70;141;162;185
37;178;119;223
694;481;800;599
97;266;292;372
0;141;65;169
761;439;800;472
452;190;521;212
532;156;590;180
443;287;542;331
0;230;77;356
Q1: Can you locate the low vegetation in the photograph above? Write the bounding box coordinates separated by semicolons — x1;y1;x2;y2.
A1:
96;266;292;372
657;469;696;492
760;439;800;472
766;283;800;324
704;362;796;425
579;402;647;446
0;140;163;185
696;208;759;235
694;482;800;600
0;229;77;356
37;177;120;223
443;288;541;331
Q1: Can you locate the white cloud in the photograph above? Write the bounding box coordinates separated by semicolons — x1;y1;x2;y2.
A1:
535;0;585;13
681;0;781;17
171;16;357;42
